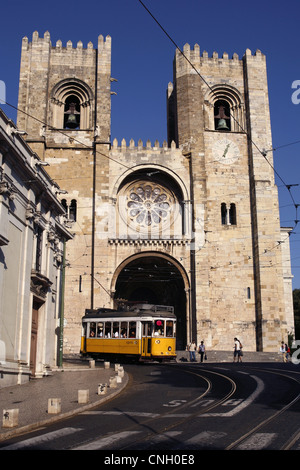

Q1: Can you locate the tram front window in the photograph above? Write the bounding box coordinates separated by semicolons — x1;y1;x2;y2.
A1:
154;320;164;336
166;321;174;337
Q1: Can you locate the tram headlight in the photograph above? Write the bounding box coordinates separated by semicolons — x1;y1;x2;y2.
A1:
155;340;160;344
168;346;172;351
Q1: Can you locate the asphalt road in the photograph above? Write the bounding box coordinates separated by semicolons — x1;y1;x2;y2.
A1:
0;362;299;455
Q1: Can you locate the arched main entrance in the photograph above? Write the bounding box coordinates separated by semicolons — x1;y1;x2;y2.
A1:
113;253;189;350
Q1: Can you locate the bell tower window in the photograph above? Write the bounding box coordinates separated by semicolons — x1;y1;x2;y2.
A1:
64;96;80;129
50;79;93;130
204;85;245;132
214;99;231;131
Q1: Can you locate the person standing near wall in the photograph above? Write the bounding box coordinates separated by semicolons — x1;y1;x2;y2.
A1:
233;337;243;363
198;341;206;363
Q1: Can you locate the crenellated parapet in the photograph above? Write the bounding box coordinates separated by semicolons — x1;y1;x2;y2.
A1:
175;43;265;64
109;138;190;187
174;43;266;81
111;138;177;152
21;31;111;54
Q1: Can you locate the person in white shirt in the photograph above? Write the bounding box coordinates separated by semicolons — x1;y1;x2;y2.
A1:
233;337;243;363
188;341;197;362
198;341;206;362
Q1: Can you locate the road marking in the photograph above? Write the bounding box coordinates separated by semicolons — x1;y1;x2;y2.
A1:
73;430;227;450
82;374;263;421
2;427;277;451
163;399;187;407
73;431;141;450
236;433;277;450
149;431;182;441
201;375;264;417
138;431;182;448
191;399;215;408
184;431;227;447
83;410;193;419
222;399;243;407
0;427;83;450
82;410;160;418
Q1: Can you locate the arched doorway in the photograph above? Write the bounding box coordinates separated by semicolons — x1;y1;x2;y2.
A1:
113;253;189;350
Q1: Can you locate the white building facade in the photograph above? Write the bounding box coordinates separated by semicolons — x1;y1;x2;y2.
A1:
0;108;72;387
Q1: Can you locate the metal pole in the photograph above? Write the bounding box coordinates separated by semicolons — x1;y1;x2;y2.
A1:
58;239;66;367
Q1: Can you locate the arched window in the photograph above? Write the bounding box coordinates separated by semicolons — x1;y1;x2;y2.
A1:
214;99;231;131
204;85;245;132
61;199;77;222
50;79;93;130
64;95;80;129
229;203;236;225
61;199;68;213
221;203;227;225
221;203;237;226
69;199;77;222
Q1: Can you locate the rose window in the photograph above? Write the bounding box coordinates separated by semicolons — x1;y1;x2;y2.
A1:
126;183;173;229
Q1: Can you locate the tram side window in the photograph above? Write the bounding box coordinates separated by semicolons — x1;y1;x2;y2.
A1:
97;322;104;337
89;322;96;337
105;322;112;338
166;321;174;337
154;320;164;336
113;322;120;337
121;321;128;338
129;322;136;338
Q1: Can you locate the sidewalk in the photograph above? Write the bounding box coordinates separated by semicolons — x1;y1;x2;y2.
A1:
0;359;128;442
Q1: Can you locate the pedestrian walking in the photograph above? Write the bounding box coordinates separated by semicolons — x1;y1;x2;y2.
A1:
280;341;286;362
198;341;206;363
285;344;291;362
188;340;197;362
233;337;243;363
279;341;290;362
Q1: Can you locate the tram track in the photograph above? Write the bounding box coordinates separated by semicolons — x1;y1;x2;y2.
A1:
224;367;300;450
115;365;238;450
112;364;300;451
1;363;298;450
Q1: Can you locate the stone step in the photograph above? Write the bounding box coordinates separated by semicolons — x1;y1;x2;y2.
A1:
176;350;283;363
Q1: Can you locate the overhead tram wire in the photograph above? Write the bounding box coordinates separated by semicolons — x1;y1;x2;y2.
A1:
137;0;300;232
4;95;299;229
4;101;132;171
3;102;298;275
2;19;300;278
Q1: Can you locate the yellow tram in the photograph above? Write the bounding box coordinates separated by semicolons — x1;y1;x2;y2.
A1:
80;304;176;362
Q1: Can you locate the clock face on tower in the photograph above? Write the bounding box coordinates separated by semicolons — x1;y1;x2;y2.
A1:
213;137;240;165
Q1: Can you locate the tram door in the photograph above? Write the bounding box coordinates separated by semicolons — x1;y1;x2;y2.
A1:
141;321;152;357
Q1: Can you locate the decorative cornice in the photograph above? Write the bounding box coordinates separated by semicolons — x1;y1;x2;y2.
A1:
108;238;190;246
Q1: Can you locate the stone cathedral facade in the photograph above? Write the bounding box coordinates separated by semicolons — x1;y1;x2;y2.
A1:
17;31;294;354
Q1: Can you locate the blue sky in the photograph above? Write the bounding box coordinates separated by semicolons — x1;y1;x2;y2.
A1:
1;0;300;289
